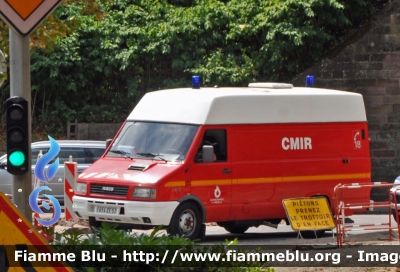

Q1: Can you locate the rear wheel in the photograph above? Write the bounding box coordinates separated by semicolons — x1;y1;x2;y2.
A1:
222;222;249;234
300;230;326;239
168;202;202;240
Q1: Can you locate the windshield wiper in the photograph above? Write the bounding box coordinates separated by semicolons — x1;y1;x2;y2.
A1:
109;149;127;155
108;149;132;159
136;152;167;162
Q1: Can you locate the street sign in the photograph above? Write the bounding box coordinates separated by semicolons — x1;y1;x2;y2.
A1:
0;0;62;36
0;192;72;271
282;196;335;231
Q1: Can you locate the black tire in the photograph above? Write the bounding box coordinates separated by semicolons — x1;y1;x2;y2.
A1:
168;202;202;240
89;216;102;229
268;219;282;225
300;230;326;239
392;210;399;223
223;222;249;234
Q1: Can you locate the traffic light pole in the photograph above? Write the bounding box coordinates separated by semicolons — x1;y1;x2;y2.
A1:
9;29;32;221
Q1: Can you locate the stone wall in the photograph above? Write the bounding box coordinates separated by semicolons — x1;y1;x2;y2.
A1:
67;120;122;141
292;1;400;186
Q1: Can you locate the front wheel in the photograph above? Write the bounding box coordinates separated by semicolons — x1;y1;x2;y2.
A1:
168;202;202;240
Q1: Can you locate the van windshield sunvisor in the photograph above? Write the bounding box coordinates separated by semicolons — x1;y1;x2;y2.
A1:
106;122;199;161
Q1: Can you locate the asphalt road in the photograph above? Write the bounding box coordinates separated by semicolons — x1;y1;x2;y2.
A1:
54;213;400;246
195;214;398;245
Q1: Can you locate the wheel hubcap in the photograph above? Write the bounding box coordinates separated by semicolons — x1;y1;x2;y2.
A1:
179;209;195;236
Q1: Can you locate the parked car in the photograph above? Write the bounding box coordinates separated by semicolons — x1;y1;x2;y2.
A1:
391;176;400;222
0;140;106;204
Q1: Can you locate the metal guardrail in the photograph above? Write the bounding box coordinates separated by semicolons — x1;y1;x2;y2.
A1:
334;182;400;247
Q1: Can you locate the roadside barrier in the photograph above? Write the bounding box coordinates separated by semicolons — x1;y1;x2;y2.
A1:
64;156;79;223
33;200;55;243
334;182;400;247
34;150;43;189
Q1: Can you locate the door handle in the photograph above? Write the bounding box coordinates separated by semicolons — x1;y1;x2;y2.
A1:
222;168;232;174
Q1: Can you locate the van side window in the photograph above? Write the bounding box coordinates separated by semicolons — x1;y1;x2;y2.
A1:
195;129;227;162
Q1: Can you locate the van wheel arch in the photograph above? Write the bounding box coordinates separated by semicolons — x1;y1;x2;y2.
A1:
168;201;203;240
177;195;206;223
308;194;332;207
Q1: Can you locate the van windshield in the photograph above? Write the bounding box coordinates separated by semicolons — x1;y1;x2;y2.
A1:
106;122;199;161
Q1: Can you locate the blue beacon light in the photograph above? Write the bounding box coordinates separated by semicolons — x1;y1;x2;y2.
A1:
306;75;314;87
192;76;201;89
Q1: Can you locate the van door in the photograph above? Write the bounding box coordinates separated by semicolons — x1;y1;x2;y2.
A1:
229;126;282;220
190;129;232;222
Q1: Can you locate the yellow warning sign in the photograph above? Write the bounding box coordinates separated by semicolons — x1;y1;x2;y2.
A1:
0;192;73;271
282;197;335;231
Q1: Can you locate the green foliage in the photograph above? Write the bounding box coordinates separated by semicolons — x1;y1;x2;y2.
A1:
0;0;389;136
53;224;266;271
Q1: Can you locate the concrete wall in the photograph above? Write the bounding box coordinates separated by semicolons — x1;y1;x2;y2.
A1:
292;1;400;187
67;120;122;141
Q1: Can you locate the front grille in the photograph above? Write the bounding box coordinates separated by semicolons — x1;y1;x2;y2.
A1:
90;184;129;196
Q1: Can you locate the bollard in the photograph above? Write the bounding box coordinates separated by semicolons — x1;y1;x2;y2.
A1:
64;156;79;223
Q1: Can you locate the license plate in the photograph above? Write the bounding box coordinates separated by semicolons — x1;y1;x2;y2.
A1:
95;206;118;214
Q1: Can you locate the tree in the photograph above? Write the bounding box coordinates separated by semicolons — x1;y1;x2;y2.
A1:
0;0;389;136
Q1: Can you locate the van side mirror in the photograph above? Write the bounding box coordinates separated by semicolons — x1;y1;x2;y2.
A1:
202;145;214;162
105;139;113;149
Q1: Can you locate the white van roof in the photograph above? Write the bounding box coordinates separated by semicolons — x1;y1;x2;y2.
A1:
128;86;367;124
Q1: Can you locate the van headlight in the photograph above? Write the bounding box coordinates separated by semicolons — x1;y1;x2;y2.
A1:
76;182;87;194
133;188;156;199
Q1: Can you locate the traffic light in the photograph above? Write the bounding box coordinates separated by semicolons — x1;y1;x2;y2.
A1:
6;96;29;175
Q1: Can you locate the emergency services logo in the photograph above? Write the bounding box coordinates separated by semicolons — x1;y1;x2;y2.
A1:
211;185;224;204
353;131;362;149
29;136;62;227
214;185;221;198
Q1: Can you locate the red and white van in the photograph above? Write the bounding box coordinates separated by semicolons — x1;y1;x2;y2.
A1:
72;82;371;239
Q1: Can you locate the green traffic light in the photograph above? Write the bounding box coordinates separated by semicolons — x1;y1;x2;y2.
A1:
9;150;26;167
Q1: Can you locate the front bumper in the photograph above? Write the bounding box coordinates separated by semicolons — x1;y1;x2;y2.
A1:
72;196;179;226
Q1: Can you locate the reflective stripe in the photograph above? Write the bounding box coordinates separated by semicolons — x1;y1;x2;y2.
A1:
192;179;231;186
171;172;371;186
164;181;185;187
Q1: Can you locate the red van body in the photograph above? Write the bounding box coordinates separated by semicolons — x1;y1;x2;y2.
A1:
73;83;371;239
